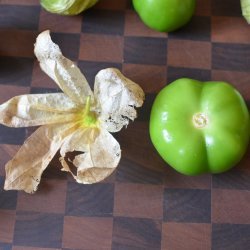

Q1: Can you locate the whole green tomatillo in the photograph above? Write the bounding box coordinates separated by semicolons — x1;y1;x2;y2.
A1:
41;0;98;15
132;0;196;32
149;78;250;175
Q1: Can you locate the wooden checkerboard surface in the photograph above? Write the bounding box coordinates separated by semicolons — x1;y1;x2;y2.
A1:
0;0;250;249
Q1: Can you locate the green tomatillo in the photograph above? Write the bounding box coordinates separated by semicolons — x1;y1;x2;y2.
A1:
132;0;196;32
241;0;250;24
149;78;250;175
41;0;98;15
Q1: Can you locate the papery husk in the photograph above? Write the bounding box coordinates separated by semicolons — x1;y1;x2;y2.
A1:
34;30;93;105
1;30;145;193
0;93;79;127
60;127;120;183
94;68;145;132
4;123;77;193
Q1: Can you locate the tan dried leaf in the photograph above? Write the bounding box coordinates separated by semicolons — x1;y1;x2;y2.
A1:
34;30;93;105
94;68;145;132
0;93;79;127
4;123;77;193
0;30;145;193
60;127;120;183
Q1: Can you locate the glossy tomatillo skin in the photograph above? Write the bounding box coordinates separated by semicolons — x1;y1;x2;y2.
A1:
41;0;98;15
149;78;250;175
132;0;196;32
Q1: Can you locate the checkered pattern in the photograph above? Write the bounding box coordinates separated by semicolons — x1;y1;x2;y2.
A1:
0;0;250;249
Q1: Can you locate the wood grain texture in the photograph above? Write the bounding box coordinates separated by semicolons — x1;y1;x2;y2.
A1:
0;0;250;249
162;223;211;250
63;216;113;250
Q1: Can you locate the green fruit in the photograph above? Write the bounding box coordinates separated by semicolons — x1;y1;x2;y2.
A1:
150;78;250;175
41;0;98;15
132;0;196;32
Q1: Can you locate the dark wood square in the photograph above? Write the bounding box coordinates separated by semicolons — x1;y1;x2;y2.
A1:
0;5;40;30
0;242;12;250
95;0;128;10
112;217;161;250
0;126;25;145
124;37;167;65
116;121;165;185
212;224;250;250
50;33;80;61
169;16;211;41
14;211;64;248
0;57;33;86
164;188;211;223
211;0;242;17
116;156;164;185
66;182;114;217
212;168;250;190
0;177;17;210
82;9;125;35
212;43;250;71
0;0;39;5
78;60;122;88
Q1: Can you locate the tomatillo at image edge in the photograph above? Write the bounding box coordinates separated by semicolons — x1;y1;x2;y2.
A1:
132;0;196;32
149;78;250;175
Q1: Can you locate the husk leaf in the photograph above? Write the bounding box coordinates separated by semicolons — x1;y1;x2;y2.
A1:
1;30;144;193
